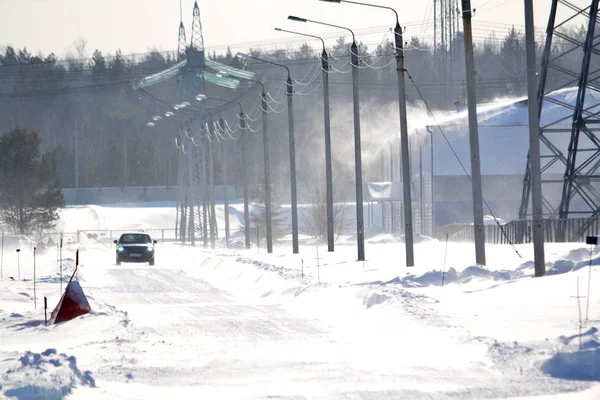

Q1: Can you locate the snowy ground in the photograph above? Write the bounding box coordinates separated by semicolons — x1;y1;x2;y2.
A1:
1;205;600;399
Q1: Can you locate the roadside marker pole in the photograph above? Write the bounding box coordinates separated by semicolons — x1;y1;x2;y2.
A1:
442;232;449;287
316;247;320;284
33;247;36;309
571;277;585;350
16;249;20;280
60;238;63;293
1;229;4;278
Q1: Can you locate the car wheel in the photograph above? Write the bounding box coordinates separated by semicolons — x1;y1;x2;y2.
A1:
116;256;121;266
149;258;155;266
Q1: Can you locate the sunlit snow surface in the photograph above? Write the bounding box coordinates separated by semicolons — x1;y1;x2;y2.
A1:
1;204;600;399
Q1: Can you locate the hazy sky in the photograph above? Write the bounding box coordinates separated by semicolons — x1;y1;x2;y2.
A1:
0;1;570;58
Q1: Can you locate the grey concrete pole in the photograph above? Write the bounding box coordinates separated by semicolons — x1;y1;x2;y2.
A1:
187;133;196;247
287;76;300;254
524;0;545;276
262;93;274;253
461;0;486;265
178;139;187;242
240;113;251;249
208;120;216;249
201;132;209;248
351;42;366;262
74;118;79;205
322;50;335;252
395;23;415;266
220;118;230;246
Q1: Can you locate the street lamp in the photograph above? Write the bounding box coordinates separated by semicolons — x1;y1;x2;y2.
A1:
274;27;335;253
288;15;365;261
236;52;300;255
197;94;251;250
318;0;415;266
225;76;274;254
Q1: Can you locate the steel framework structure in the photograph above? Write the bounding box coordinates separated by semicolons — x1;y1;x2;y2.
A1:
519;0;600;241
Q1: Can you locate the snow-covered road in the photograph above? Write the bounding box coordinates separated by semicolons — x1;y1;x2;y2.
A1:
65;246;594;399
3;240;600;399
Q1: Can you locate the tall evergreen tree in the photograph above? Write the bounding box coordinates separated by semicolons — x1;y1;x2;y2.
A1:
0;126;64;236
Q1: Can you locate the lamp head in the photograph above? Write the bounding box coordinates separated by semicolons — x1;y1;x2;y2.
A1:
288;16;307;22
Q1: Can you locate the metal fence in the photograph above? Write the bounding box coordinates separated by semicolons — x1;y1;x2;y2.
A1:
449;217;600;244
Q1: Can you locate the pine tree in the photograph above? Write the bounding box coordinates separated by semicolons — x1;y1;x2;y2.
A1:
0;126;64;236
246;183;287;245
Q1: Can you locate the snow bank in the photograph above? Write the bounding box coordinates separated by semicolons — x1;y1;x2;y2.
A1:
542;328;600;381
1;349;95;398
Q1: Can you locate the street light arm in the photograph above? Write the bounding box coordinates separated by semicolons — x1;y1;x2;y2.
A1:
288;15;355;44
239;52;290;79
320;0;399;26
275;27;326;53
237;76;266;94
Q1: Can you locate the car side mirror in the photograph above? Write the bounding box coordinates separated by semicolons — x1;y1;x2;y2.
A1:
113;240;118;244
153;240;158;244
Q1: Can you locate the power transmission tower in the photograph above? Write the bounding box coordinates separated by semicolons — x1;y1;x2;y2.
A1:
519;0;600;242
434;0;462;106
177;22;187;61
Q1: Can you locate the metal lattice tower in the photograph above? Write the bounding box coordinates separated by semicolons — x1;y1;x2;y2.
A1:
177;22;187;61
191;1;205;52
519;0;600;241
433;0;462;103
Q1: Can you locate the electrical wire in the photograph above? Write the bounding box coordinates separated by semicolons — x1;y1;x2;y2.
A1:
293;80;323;96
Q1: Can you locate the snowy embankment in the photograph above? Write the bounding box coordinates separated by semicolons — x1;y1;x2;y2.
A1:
1;204;600;398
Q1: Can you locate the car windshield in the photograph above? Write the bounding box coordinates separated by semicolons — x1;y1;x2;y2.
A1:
119;234;151;244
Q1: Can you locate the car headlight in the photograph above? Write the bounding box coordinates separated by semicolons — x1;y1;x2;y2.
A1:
117;246;126;252
146;245;154;252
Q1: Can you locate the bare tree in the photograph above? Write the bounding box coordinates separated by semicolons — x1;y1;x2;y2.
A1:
301;181;348;243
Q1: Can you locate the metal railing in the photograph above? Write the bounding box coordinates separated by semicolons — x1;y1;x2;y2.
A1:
448;217;600;244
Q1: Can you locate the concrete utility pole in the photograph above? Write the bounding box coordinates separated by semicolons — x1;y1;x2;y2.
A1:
322;49;334;252
177;136;187;242
220;118;231;246
260;90;274;254
274;27;335;252
187;126;196;247
524;0;545;276
395;22;415;266
236;52;299;254
74;118;79;205
317;2;414;261
240;113;251;249
201;124;209;248
350;40;366;262
461;0;486;265
286;76;299;254
196;94;257;251
208;119;216;249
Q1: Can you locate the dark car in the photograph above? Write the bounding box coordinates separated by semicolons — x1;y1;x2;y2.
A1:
114;233;157;265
